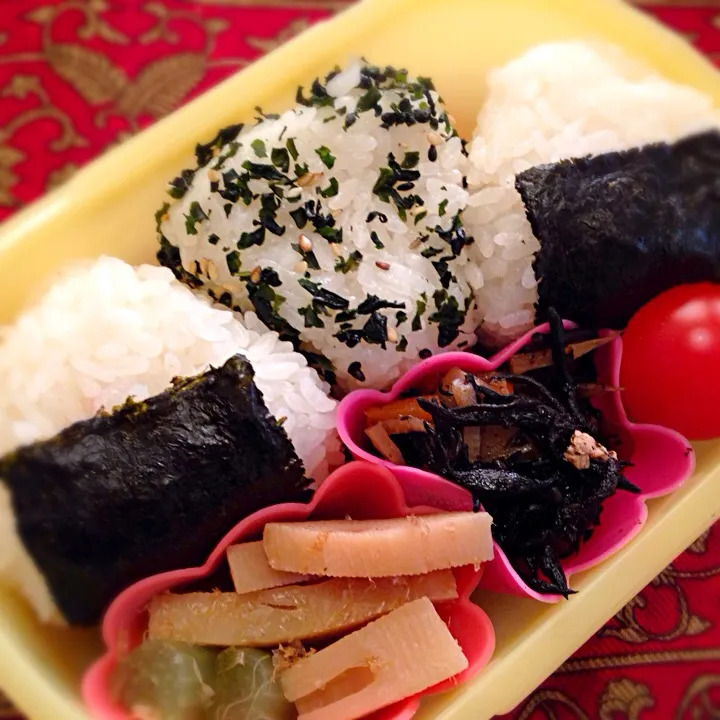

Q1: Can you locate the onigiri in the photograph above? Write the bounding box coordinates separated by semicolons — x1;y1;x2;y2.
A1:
156;62;479;389
463;41;720;344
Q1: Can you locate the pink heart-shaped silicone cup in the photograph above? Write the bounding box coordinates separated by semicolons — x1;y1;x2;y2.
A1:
82;461;495;720
337;323;695;603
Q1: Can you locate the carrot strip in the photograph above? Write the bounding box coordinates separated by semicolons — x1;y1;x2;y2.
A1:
379;417;427;435
364;396;437;423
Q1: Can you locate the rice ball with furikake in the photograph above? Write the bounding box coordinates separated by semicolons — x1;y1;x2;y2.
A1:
157;62;478;389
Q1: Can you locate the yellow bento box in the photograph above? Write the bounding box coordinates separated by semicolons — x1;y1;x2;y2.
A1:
1;0;719;719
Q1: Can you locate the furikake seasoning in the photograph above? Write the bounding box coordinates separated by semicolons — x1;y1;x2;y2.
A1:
155;61;477;384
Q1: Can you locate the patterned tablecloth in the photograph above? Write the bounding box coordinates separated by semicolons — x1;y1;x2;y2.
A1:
1;1;719;718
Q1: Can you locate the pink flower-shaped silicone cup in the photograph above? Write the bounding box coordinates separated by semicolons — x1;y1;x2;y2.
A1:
82;461;495;720
337;323;696;603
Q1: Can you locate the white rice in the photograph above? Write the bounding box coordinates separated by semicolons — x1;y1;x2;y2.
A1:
463;41;720;344
159;61;478;389
0;257;341;480
0;484;58;622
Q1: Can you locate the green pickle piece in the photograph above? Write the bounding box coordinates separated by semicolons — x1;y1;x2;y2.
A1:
114;640;217;720
212;647;296;720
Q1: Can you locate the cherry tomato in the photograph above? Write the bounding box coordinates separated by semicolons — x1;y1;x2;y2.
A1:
620;283;720;440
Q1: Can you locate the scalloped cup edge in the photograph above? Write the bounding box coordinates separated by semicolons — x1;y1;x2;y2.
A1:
337;324;695;604
82;461;495;720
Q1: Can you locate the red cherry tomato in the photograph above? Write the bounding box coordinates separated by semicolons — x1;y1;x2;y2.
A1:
620;283;720;440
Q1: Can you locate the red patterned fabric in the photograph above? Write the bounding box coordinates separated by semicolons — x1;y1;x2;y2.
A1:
0;1;719;718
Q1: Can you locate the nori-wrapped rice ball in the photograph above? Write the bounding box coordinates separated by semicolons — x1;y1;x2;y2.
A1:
516;130;720;329
0;355;309;625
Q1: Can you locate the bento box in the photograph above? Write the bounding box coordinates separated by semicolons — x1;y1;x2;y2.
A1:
1;0;719;719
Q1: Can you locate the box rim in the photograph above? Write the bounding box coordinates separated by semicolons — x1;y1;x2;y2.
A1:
0;0;719;719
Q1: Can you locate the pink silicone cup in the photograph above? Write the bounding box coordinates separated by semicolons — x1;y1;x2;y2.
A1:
338;323;696;603
82;461;495;720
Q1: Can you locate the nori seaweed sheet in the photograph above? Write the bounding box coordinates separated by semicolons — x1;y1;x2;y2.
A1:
0;355;309;625
516;130;720;329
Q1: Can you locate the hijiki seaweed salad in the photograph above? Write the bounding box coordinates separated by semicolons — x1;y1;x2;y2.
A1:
0;41;717;720
363;312;635;596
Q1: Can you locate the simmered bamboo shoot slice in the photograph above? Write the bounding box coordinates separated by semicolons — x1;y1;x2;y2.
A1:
264;512;493;577
365;423;404;465
147;571;457;647
227;541;310;594
280;597;468;720
480;425;518;461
